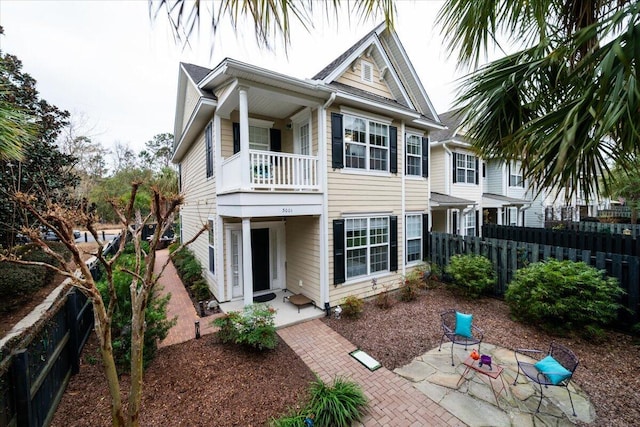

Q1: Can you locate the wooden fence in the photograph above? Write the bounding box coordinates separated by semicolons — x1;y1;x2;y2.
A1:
427;232;639;324
482;224;640;257
0;288;93;427
544;221;640;237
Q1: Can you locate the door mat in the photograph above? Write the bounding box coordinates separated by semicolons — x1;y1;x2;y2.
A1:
350;349;381;371
253;293;276;303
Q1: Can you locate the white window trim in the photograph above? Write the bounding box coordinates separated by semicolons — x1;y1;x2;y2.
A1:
207;218;216;276
464;211;476;236
248;118;274;128
455;152;477;184
405;133;422;177
292;109;312;155
339;106;392;125
509;163;525;188
361;60;374;83
405;213;422;265
345;216;390;281
343;114;390;172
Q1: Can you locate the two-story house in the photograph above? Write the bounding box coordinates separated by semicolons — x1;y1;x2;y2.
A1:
172;23;443;310
483;159;532;227
429;110;482;236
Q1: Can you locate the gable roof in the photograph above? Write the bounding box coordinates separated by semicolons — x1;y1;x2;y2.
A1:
430;108;464;141
182;62;212;84
312;23;442;127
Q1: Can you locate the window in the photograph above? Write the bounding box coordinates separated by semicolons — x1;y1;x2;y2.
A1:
405;215;422;263
509;164;524;187
208;219;215;274
346;217;389;279
361;61;373;83
455;153;477;184
465;212;476;236
406;135;422;176
344;115;388;171
205;122;213;178
249;125;269;151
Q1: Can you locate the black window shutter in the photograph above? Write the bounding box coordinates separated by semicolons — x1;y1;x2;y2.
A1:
452;211;458;235
205;122;213;178
452;152;457;183
422;213;429;261
232;122;240;154
482;162;486;178
508;163;512;186
331;113;344;169
390;126;397;173
475;157;479;184
390;216;398;272
333;219;345;285
422;137;429;178
475;210;480;237
270;128;281;152
209;246;215;274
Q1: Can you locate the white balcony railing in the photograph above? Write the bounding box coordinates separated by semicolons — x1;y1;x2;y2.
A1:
221;150;319;192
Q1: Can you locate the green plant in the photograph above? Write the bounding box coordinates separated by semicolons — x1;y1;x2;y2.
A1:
340;295;364;319
190;278;212;301
97;252;176;371
505;258;624;334
213;304;278;351
308;377;367;427
445;254;496;298
0;263;46;312
398;276;418;302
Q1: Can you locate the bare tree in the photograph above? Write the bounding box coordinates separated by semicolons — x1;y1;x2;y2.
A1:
1;185;206;426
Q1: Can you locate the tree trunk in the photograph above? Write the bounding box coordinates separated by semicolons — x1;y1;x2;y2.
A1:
127;291;148;427
92;296;126;427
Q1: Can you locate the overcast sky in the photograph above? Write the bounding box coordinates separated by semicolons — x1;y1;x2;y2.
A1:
0;1;463;154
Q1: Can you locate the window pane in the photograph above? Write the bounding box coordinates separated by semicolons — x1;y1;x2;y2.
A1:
369;122;388;147
406;135;421;155
249;126;269;150
347;248;367;278
346;218;367;248
467;169;475;183
369;217;388;244
369;146;387;171
407;156;420;176
346;143;366;169
370;246;388;272
407;239;421;262
344;116;366;143
406;215;421;239
457;169;466;183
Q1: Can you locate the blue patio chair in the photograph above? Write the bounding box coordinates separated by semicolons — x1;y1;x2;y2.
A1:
438;309;484;366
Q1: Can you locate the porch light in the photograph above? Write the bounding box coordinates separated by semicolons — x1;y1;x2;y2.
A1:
195;320;201;339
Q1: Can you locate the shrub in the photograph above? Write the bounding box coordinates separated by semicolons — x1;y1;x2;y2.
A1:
445;254;496;298
505;258;624;333
172;247;202;287
374;284;394;309
190;278;212;301
308;377;367;427
213;304;278;351
0;263;46;312
270;377;367;427
97;252;176;371
398;277;418;302
14;242;72;283
340;295;363;319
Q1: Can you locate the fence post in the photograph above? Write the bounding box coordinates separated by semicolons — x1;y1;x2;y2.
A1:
13;350;35;427
65;290;80;375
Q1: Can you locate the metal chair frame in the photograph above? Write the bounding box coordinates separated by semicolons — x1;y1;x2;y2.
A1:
513;342;579;416
438;309;484;366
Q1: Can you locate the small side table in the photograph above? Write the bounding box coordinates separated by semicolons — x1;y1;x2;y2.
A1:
283;292;315;313
456;356;507;407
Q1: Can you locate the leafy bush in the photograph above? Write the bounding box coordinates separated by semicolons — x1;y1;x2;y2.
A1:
505;258;624;333
374;284;394;309
0;263;46;312
213;304;278;351
270;377;367;427
398;278;418;302
97;252;176;371
190;278;212;301
340;295;364;319
445;254;496;298
171;246;212;300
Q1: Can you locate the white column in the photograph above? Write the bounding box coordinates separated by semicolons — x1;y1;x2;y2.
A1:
497;208;503;225
457;209;462;235
238;86;250;190
516;207;521;226
242;218;253;306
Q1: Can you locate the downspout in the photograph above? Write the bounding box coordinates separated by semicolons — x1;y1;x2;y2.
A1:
319;92;336;311
442;143;453;232
401;121;406;279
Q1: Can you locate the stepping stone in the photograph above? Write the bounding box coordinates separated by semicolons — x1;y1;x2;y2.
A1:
440;390;511;427
394;359;435;382
413;380;449;403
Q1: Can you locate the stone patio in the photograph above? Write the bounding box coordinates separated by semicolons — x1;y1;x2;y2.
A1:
394;342;596;427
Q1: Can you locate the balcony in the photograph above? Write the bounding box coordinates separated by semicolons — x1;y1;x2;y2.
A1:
221;150;320;192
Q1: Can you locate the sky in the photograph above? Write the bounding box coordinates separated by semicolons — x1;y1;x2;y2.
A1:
0;0;464;155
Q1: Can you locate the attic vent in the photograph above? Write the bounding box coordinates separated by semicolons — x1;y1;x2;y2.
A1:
361;61;373;83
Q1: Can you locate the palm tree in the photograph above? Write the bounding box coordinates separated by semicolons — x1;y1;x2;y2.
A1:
0;92;29;161
151;0;396;49
437;0;639;201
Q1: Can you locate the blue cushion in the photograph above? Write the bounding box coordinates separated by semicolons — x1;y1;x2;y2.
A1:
454;312;473;338
534;355;572;385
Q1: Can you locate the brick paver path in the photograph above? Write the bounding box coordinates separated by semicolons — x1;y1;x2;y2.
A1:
278;320;465;427
155;249;220;347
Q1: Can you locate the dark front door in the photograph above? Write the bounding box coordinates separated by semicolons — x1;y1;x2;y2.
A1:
251;228;270;292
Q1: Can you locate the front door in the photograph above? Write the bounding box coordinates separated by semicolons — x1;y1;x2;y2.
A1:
251;228;270;292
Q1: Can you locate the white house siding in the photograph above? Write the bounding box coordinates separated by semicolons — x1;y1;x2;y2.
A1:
325;106;405;306
429;146;447;193
524;194;545;227
182;82;200;136
220;118;234;159
179;126;219;299
335;58;395;99
485;161;504;194
285;216;321;305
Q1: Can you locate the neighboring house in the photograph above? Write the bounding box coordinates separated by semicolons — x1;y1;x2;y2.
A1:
483;159;532;227
429;110;482;236
172;23;443;308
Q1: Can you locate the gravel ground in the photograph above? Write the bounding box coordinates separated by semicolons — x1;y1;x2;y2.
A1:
322;283;640;426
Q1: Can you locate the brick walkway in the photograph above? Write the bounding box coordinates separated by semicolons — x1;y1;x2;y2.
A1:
278;320;465;427
155;249;220;347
